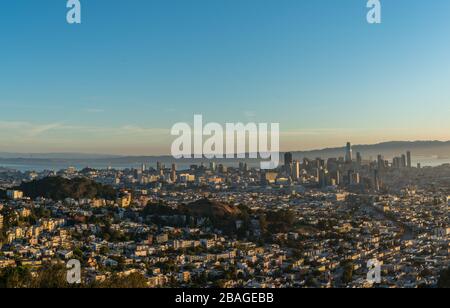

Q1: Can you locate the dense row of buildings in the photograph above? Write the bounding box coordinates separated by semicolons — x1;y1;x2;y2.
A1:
0;143;448;288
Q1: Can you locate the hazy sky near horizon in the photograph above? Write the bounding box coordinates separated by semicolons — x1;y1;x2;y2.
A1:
0;0;449;155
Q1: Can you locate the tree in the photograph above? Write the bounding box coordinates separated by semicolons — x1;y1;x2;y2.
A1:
0;266;33;288
342;262;354;284
32;264;70;288
99;246;110;255
259;215;268;234
438;267;450;288
98;273;148;288
18;177;116;200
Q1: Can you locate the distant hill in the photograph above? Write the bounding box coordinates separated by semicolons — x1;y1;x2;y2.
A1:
17;177;117;200
289;140;450;161
1;141;449;169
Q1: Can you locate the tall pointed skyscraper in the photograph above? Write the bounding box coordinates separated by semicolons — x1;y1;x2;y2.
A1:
345;142;353;163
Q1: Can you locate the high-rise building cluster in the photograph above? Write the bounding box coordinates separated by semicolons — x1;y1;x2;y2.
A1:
392;151;413;169
278;143;415;191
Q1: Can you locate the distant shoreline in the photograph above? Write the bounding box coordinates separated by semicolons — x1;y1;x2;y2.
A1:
1;156;449;173
1;140;450;172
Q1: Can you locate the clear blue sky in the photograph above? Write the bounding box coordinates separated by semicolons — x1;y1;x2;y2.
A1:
0;0;449;154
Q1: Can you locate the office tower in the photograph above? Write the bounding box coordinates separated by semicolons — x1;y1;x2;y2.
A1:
284;152;293;176
373;169;380;191
319;169;327;188
210;162;217;172
141;163;146;172
345;142;353;163
377;155;385;170
293;160;300;180
170;163;177;182
406;151;412;168
401;154;407;168
314;168;320;183
356;152;362;166
347;170;353;185
393;157;402;169
284;152;293;166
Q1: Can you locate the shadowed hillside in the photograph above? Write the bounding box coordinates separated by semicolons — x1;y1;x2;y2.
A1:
179;198;242;218
17;177;117;200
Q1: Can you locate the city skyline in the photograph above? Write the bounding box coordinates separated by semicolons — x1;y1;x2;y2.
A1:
1;137;448;289
0;139;449;158
2;0;450;293
1;0;450;155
